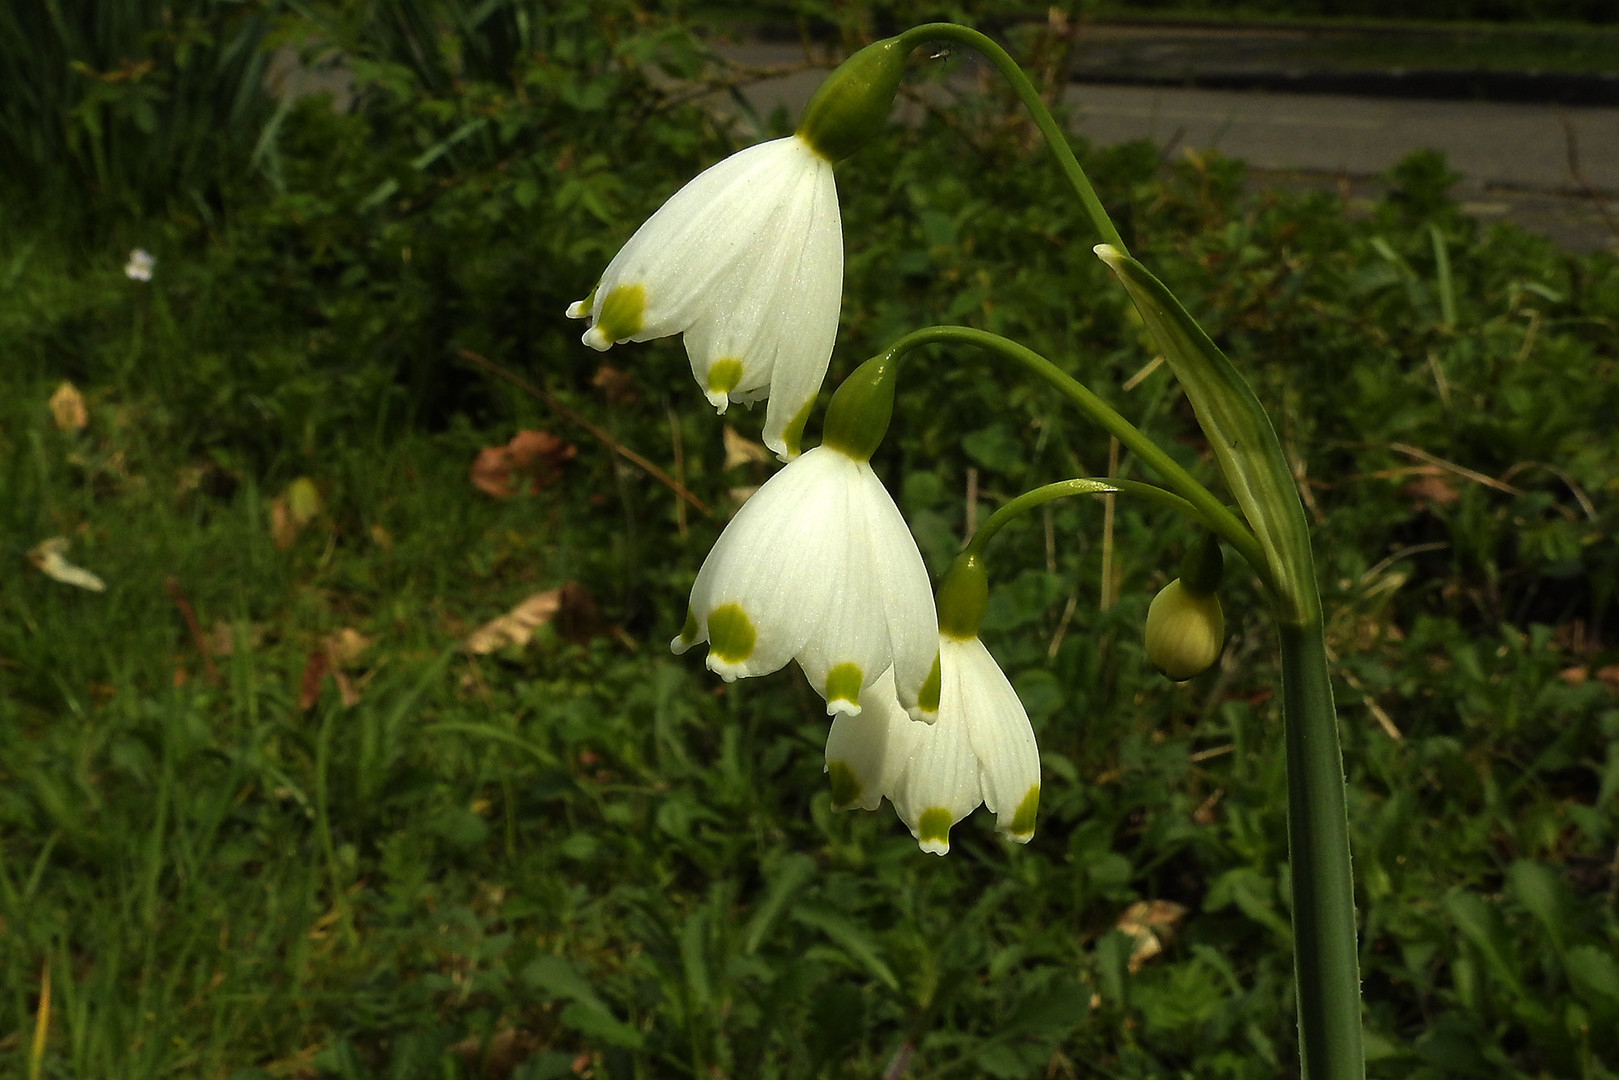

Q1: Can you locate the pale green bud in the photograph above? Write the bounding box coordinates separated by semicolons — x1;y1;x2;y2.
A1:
1144;579;1225;681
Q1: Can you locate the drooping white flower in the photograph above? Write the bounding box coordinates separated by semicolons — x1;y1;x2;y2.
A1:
826;636;1041;855
124;249;155;282
568;135;841;460
670;444;936;717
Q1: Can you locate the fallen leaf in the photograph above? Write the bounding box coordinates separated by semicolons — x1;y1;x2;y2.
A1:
326;627;372;667
27;537;105;592
270;477;323;550
723;426;769;469
1116;899;1188;973
469;430;576;498
49;382;88;432
592;363;637;404
297;648;330;711
465;588;564;654
1401;472;1460;510
463;583;604;653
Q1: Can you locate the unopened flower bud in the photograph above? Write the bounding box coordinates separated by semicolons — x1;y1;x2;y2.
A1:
1144;578;1225;681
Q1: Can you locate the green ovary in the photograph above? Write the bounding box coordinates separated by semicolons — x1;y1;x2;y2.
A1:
918;807;954;847
706;603;757;665
827;761;862;808
596;283;646;342
707;358;744;398
824;662;864;707
1008;785;1040;837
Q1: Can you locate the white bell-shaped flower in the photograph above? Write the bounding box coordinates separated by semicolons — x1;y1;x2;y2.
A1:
826;636;1041;855
567;134;841;460
670;444;936;717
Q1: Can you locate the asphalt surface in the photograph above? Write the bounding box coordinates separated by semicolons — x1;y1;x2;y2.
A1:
717;30;1619;254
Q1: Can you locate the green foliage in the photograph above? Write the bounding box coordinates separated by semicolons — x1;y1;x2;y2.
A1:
3;5;1618;1079
0;0;284;234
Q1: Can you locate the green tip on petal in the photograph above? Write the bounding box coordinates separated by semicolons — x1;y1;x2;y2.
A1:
707;358;744;400
827;761;862;809
706;603;757;665
677;607;699;646
595;283;646;342
914;652;942;717
780;395;815;459
1006;785;1040;841
824;662;864;710
917;807;954;854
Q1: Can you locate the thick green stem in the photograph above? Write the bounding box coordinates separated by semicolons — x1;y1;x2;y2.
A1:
892;23;1127;254
878;325;1271;589
1279;619;1364;1080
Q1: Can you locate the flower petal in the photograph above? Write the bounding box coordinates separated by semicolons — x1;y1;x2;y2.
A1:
944;636;1042;843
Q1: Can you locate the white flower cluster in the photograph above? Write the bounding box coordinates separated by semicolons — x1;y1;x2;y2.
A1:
572;137;1041;854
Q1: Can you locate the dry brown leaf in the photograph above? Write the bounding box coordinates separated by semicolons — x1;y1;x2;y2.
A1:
27;537;105;591
326;627;372;666
49;382;88;432
722;426;769;469
592;363;637;404
1401;472;1461;510
465;588;564;654
465;583;604;653
470;430;577;498
1116;899;1189;973
297;648;330;711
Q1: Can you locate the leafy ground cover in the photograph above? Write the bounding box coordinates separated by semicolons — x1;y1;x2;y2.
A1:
2;3;1617;1078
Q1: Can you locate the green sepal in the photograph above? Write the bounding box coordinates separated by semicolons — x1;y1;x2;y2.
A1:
796;37;908;163
936;552;988;641
821;355;897;462
1094;244;1316;622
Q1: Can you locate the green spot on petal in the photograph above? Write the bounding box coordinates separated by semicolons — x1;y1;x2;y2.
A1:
596;283;645;342
781;395;815;459
1008;785;1040;838
824;662;864;707
706;603;756;665
827;761;862;809
916;652;942;714
678;606;699;646
707;358;744;399
918;807;953;849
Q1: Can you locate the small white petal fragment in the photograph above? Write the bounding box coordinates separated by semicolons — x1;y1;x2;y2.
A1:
28;537;106;592
124;248;155;282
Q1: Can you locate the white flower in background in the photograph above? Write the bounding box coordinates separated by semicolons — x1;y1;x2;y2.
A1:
670;444;936;717
123;249;155;282
567;135;841;460
826;636;1040;855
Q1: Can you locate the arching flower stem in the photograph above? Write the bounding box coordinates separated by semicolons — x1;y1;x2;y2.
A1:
890;22;1129;255
874;325;1272;591
964;478;1205;559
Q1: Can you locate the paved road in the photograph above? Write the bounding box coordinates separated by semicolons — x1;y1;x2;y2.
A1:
719;42;1619;253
